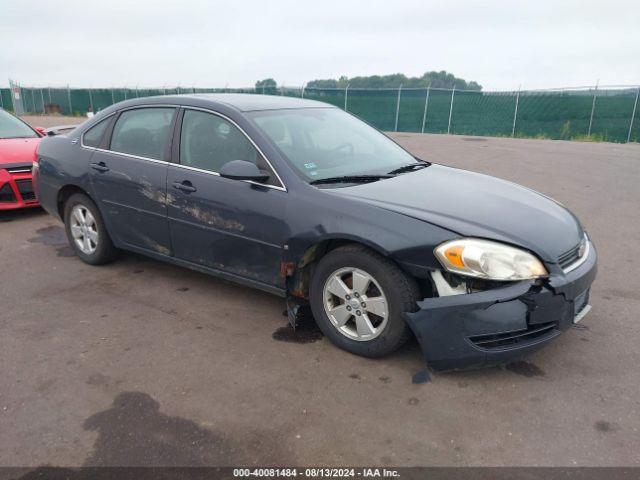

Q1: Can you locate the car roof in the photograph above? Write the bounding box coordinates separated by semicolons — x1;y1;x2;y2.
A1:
87;94;336;127
177;93;332;112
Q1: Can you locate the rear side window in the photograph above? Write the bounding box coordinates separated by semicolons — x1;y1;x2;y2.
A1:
82;117;111;148
110;108;175;160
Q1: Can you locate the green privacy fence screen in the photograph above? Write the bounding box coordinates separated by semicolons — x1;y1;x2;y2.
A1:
2;84;639;143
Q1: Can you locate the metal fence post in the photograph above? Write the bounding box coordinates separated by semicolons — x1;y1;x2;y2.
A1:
511;87;521;137
447;87;456;134
344;84;350;111
111;88;115;105
88;88;94;112
0;89;3;109
421;86;431;133
588;82;598;136
628;87;640;143
48;88;52;105
40;89;45;114
394;84;403;132
10;80;24;115
301;83;306;98
67;85;72;115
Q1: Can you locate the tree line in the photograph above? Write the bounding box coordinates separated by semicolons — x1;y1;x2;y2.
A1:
255;71;482;91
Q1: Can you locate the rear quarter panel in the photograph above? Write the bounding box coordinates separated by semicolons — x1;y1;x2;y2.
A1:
36;133;93;219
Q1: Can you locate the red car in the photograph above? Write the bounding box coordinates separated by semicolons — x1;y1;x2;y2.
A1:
0;109;45;210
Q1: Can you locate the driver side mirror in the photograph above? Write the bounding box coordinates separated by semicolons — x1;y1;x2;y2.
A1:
219;160;270;183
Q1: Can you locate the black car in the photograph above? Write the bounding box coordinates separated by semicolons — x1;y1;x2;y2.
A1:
34;94;597;370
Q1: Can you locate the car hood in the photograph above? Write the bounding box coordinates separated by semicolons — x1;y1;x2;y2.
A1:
330;164;583;263
0;137;40;166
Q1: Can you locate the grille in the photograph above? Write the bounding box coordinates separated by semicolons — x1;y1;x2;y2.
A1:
469;321;558;350
558;243;582;270
0;183;16;202
15;179;36;201
6;166;32;174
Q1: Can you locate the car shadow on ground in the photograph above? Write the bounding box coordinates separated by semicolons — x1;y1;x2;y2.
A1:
0;207;46;222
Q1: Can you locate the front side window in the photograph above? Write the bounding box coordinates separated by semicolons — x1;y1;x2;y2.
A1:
249;108;417;182
0;109;38;139
110;108;175;160
180;109;279;186
82;117;111;148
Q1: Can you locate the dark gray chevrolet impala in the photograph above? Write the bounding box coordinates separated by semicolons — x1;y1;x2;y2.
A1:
34;94;597;370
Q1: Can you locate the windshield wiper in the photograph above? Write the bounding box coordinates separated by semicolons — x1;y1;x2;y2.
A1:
387;162;430;175
309;174;395;185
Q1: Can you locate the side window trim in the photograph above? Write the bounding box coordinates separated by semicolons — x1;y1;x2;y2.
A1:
176;106;287;191
106;105;178;162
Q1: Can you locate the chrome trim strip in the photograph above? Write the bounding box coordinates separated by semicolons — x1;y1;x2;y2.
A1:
562;236;590;274
92;147;170;165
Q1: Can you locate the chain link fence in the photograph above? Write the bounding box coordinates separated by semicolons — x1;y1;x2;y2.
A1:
2;80;639;143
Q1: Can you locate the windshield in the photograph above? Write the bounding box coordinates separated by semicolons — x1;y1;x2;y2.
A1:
249;108;418;182
0;109;38;139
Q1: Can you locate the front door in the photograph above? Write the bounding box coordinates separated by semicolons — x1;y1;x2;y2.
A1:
89;107;176;255
167;108;287;287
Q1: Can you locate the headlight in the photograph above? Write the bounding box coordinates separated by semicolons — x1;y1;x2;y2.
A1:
434;238;547;281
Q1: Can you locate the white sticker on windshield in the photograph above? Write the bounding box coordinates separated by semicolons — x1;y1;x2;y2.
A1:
304;162;317;169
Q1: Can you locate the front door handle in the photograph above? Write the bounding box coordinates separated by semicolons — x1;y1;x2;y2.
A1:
90;162;109;172
172;181;197;193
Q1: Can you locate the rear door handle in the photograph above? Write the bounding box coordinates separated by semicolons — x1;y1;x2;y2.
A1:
90;162;109;172
172;181;197;193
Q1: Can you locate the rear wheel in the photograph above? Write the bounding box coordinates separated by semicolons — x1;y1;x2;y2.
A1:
309;244;420;358
63;193;118;265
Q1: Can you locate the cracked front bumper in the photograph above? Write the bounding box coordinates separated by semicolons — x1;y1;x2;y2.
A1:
405;242;598;371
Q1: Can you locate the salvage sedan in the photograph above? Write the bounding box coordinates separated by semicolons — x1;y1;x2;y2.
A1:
34;94;597;370
0;108;44;210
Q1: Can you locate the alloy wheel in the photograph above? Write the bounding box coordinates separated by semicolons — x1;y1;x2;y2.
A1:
70;204;99;255
322;267;389;341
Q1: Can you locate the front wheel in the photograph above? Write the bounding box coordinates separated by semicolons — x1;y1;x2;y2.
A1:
309;244;420;358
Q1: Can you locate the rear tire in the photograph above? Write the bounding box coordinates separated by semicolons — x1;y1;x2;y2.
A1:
63;193;118;265
309;244;420;358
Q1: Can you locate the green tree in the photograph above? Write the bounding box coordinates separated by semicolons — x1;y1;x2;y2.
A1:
255;78;277;94
306;71;482;90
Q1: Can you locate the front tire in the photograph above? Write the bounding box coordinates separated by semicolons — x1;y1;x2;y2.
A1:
309;244;420;358
63;193;118;265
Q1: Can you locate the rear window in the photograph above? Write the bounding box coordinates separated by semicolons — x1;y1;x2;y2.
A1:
110;108;175;160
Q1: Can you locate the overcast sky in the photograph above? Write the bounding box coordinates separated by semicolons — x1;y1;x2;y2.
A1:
1;0;638;91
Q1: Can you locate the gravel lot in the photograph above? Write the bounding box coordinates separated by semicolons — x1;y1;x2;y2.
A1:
1;116;639;467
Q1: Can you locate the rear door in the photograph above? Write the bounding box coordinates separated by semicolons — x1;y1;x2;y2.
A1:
88;106;177;255
167;108;287;287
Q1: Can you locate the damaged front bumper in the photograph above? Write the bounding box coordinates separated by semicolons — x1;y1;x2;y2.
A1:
404;241;598;371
